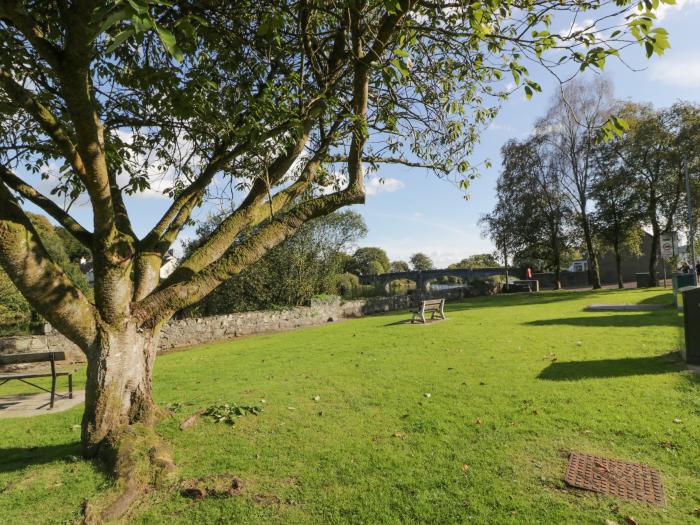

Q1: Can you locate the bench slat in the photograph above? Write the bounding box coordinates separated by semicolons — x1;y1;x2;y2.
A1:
0;352;67;365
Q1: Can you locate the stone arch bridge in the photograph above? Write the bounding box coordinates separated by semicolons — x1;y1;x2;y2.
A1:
359;267;508;293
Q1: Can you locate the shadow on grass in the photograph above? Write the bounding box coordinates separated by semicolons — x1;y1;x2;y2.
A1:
0;441;81;473
538;351;683;381
526;312;682;328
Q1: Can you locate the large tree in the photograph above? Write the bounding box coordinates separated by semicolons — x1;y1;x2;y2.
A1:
613;102;700;285
0;0;671;517
494;136;571;289
591;134;644;288
537;76;616;289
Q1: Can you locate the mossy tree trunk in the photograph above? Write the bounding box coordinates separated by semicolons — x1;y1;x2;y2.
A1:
82;324;160;456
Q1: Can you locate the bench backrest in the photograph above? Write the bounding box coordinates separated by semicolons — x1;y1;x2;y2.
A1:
0;352;67;366
421;299;444;311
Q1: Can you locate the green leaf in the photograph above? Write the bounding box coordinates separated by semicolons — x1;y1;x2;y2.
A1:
156;25;183;62
106;29;134;53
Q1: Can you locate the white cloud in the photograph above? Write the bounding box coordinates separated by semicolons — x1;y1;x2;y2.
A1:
649;55;700;88
365;177;405;196
654;0;700;20
558;19;595;38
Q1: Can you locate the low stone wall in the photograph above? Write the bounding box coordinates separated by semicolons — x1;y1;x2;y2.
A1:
0;288;470;370
0;332;84;371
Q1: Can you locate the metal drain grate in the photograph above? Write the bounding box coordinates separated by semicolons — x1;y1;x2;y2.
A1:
565;452;664;506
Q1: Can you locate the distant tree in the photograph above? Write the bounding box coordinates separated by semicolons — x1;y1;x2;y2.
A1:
480;171;525;287
591;137;645;288
410;252;434;271
346;247;390;276
612;102;700;285
537;76;616;289
500;136;571;289
186;211;367;313
450;254;499;269
390;260;410;273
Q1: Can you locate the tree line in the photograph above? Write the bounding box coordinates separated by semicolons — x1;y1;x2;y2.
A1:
482;77;700;289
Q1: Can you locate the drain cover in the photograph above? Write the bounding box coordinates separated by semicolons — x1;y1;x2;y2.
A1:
565;452;664;506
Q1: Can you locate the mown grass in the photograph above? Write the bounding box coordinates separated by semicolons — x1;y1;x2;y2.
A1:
1;288;698;524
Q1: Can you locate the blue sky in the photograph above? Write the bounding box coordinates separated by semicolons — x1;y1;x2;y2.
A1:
20;2;700;267
353;1;700;267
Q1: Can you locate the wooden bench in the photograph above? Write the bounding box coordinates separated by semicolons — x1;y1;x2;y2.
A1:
411;298;446;324
0;352;73;409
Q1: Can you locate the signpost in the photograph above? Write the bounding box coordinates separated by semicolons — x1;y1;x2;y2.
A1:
659;232;676;258
659;232;677;287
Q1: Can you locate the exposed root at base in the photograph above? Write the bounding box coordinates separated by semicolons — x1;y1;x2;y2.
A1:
82;424;177;524
180;474;244;500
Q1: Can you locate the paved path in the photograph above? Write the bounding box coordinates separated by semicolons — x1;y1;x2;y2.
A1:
0;390;84;418
584;304;670;312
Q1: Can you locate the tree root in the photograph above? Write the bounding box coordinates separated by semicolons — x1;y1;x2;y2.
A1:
180;474;244;500
82;423;177;524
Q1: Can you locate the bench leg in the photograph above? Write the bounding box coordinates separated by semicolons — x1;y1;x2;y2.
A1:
421;313;426;324
50;374;56;409
68;374;73;399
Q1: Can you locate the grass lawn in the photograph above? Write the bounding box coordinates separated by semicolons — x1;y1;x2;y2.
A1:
1;288;698;524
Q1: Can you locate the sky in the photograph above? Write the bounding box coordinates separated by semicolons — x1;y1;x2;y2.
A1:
352;1;700;267
18;2;700;268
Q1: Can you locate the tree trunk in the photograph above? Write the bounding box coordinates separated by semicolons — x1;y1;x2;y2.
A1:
82;322;159;456
581;213;601;289
648;222;660;288
551;229;562;291
614;242;624;289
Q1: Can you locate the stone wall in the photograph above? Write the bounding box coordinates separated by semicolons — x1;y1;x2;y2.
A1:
0;332;84;371
0;288;469;370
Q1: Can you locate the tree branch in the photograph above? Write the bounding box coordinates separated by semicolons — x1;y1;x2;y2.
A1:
325;154;446;171
132;182;364;326
0;180;97;351
0;164;93;247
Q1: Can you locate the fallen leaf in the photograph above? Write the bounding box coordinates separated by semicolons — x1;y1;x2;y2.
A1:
312;395;320;402
461;463;470;471
287;407;296;411
605;520;620;525
423;393;431;398
180;410;205;430
475;418;482;425
623;517;639;525
392;432;405;439
673;418;682;424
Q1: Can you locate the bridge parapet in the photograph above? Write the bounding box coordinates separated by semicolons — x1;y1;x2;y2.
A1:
358;267;507;292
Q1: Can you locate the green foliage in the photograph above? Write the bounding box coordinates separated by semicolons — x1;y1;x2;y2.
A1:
203;403;263;426
346;247;391;276
333;273;361;297
449;254;499;269
185;211;367;315
389;260;410;272
409;252;433;271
